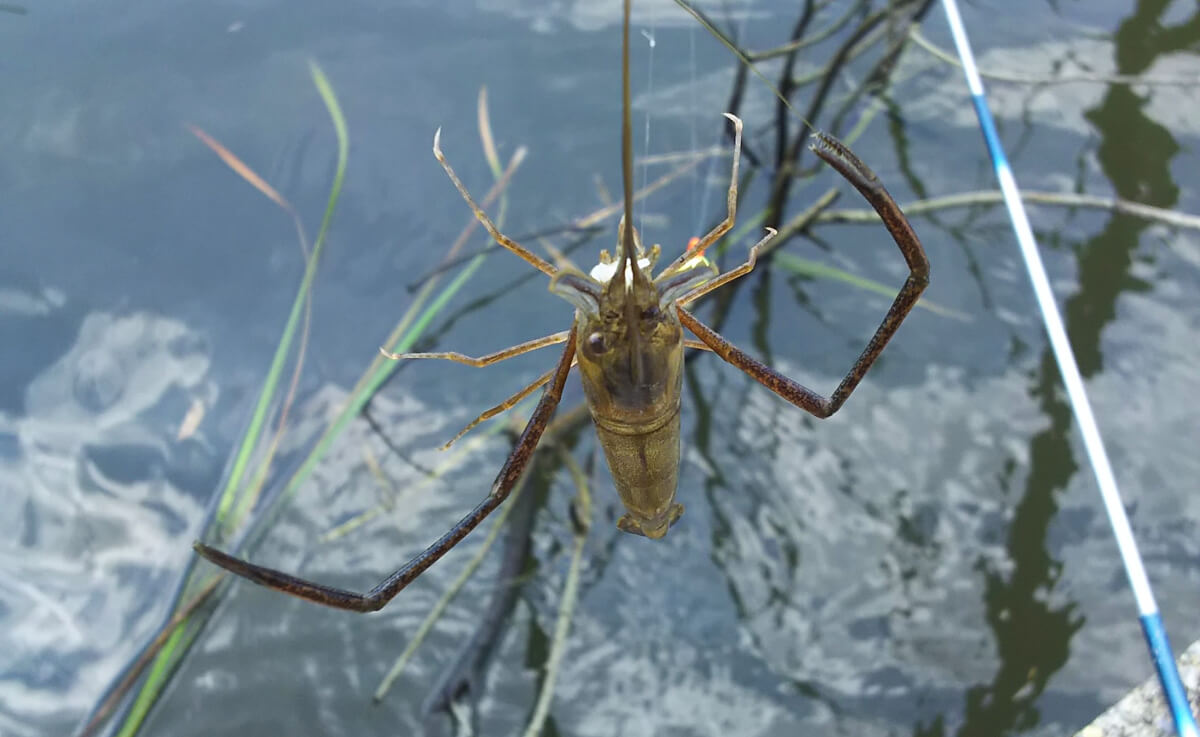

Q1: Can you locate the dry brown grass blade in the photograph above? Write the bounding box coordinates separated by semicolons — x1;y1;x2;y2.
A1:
187;125;295;215
188;121;318;533
77;575;223;737
176;398;206;441
576;153;709;228
478;86;501;174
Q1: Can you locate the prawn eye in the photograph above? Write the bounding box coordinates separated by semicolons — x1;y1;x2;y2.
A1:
587;331;607;353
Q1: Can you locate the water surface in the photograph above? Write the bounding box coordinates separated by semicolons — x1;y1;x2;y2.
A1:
2;1;1199;735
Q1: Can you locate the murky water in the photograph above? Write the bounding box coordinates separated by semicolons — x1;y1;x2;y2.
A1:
3;1;1199;736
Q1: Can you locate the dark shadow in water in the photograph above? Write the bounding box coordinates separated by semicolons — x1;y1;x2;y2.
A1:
958;347;1085;736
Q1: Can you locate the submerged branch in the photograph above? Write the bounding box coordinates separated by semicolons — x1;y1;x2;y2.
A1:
77;576;223;737
816;189;1200;231
769;188;841;251
750;0;868;62
520;448;593;737
909;26;1200;87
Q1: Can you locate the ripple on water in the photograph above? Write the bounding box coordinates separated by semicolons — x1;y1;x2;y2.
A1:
1;311;211;731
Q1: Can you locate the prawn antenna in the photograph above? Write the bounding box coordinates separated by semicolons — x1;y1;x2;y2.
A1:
620;0;638;276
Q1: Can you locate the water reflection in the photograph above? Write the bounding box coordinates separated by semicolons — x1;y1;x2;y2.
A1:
941;1;1200;735
1;312;210;733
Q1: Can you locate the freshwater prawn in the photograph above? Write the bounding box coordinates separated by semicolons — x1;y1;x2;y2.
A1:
194;0;929;611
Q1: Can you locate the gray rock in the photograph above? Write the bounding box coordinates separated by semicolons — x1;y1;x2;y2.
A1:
1076;640;1200;737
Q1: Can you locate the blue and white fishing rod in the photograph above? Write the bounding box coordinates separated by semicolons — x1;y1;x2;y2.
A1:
939;2;1197;735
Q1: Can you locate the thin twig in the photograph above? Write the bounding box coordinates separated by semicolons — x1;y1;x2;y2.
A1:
749;0;868;61
372;403;589;703
774;0;817;170
521;449;592;737
320;420;507;544
769;187;841;250
815;189;1200;231
405;147;722;292
76;576;223;737
825;1;932;141
909;26;1200;87
373;469;530;702
186;124;319;537
768;6;892;228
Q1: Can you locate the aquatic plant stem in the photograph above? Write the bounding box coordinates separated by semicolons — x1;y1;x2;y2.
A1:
77;575;222;737
909;25;1197;87
373;467;529;701
522;449;591;737
88;62;352;737
816;189;1200;231
941;3;1198;736
215;62;347;536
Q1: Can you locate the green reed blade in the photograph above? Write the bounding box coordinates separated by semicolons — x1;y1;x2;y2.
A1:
100;76;523;737
101;62;349;737
773;251;968;320
215;62;348;535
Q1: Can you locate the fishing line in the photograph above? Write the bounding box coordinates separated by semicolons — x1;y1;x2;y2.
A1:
940;3;1198;735
674;0;817;132
686;1;750;242
688;18;699;228
639;21;656;238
